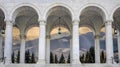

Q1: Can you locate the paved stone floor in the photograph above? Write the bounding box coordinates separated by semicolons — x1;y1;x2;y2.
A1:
0;64;120;67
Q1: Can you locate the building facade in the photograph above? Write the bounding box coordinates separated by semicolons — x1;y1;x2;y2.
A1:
0;0;120;66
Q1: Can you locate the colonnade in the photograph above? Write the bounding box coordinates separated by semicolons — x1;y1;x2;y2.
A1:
1;19;119;64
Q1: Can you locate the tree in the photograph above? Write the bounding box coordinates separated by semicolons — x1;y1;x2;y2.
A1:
11;51;15;63
85;51;90;63
50;52;54;63
80;54;85;63
59;53;65;63
25;50;31;63
16;51;20;63
31;53;36;63
89;47;95;63
67;53;70;63
100;50;105;63
55;54;58;63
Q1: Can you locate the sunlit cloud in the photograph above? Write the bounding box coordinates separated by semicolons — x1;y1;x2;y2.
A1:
50;27;69;35
79;27;92;34
26;27;39;40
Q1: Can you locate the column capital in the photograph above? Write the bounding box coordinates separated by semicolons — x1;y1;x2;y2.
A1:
5;20;13;26
94;35;100;39
105;20;113;26
72;19;80;25
20;34;26;39
38;20;46;25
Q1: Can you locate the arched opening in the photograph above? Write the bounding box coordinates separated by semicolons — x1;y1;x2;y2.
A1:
79;26;95;63
0;9;5;63
46;6;72;64
79;6;105;63
113;7;120;63
12;6;39;63
50;27;70;63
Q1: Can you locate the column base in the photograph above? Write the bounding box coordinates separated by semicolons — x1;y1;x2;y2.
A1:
45;59;50;64
95;60;100;63
71;59;81;64
107;59;117;64
5;59;11;64
37;59;45;64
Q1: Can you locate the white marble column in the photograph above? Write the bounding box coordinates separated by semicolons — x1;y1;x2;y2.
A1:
94;34;100;63
117;31;120;63
105;20;114;64
4;20;13;64
20;34;26;63
72;20;80;64
0;34;3;62
37;20;46;64
46;35;50;64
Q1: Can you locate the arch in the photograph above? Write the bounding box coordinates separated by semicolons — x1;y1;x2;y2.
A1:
9;3;40;22
0;5;7;20
43;3;74;21
111;5;120;20
79;3;108;21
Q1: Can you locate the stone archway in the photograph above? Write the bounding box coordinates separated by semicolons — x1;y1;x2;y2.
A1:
46;6;72;64
0;9;5;63
79;6;105;63
12;6;39;63
113;7;120;63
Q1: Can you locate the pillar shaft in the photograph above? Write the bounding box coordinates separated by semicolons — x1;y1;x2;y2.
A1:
46;35;50;64
117;32;120;63
105;20;114;64
94;35;100;63
20;35;26;63
72;20;80;64
4;21;13;64
38;20;46;64
0;34;3;62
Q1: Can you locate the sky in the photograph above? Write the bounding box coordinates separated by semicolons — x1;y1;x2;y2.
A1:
13;26;103;40
12;26;115;45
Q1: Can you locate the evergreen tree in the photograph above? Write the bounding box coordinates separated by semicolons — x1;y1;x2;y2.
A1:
16;51;20;63
31;53;36;63
50;52;54;63
100;50;105;63
59;53;65;63
85;51;90;63
25;50;31;63
67;53;70;63
80;54;85;63
11;51;15;63
55;54;58;63
89;47;95;63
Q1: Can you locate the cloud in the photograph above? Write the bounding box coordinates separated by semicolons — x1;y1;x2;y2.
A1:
60;38;68;42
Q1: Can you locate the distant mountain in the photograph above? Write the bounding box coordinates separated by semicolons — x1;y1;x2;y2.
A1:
13;32;118;58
